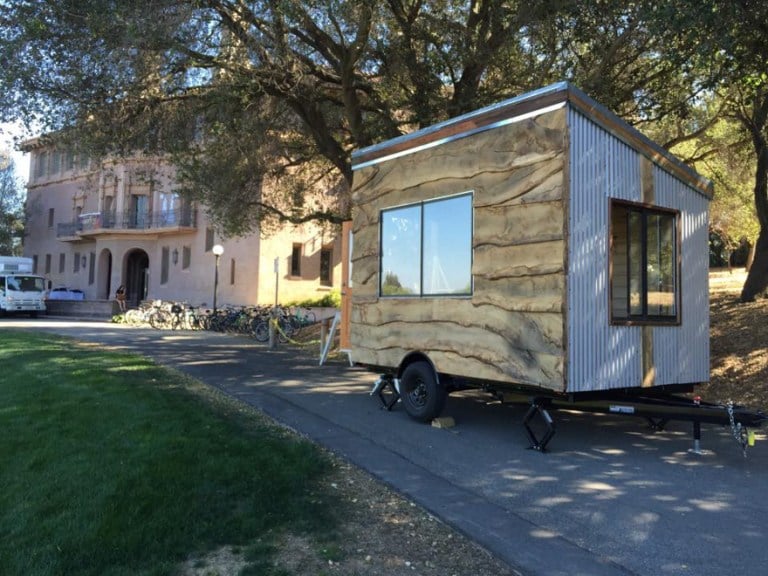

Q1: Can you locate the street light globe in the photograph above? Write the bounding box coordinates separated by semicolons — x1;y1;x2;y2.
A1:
212;244;224;256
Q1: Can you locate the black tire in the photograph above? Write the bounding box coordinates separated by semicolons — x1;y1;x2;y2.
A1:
149;310;168;329
399;361;446;423
275;317;294;343
253;320;269;342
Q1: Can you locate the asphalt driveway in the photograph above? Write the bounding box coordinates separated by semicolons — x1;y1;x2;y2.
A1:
4;318;767;576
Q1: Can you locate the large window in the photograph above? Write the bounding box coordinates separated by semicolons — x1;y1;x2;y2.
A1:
611;201;678;323
380;192;473;297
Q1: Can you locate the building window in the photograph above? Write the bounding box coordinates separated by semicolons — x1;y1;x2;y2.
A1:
44;254;51;274
48;208;54;228
230;258;236;285
182;245;191;270
160;192;179;225
50;150;61;175
88;252;95;285
610;200;679;323
161;246;170;284
291;243;302;277
74;252;81;273
59;253;65;274
65;150;76;171
380;192;473;297
34;152;47;180
32;255;38;274
205;227;214;252
320;247;333;287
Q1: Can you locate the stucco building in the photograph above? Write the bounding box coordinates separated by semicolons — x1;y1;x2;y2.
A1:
22;144;341;308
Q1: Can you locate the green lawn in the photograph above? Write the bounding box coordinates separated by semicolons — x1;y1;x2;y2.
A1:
0;331;340;576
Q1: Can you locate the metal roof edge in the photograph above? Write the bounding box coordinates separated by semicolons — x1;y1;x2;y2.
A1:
351;81;713;200
351;81;571;169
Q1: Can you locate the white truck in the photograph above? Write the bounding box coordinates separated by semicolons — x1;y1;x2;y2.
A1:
0;256;47;317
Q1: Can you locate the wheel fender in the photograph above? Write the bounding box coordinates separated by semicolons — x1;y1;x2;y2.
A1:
397;351;438;384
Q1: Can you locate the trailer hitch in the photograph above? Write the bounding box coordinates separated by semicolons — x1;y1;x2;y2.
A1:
726;401;760;458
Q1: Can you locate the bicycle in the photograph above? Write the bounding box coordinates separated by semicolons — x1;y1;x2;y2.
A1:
252;307;295;343
289;306;317;332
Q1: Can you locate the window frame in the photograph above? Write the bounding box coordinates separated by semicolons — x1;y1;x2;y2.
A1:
379;191;474;299
290;243;302;277
609;199;681;325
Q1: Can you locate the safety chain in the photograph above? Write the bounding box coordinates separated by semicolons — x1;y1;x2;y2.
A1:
269;316;321;347
727;401;749;458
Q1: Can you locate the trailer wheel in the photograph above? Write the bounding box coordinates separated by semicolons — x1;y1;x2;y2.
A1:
400;361;446;423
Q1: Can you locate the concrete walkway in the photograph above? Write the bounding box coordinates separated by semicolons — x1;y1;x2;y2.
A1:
5;318;768;576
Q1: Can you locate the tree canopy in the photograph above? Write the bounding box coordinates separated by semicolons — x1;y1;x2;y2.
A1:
2;0;767;302
0;0;709;235
652;0;768;299
0;152;25;255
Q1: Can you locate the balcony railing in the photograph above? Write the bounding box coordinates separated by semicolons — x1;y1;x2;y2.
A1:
57;207;197;238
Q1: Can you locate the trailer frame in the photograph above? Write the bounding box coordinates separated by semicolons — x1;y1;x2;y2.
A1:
370;373;766;456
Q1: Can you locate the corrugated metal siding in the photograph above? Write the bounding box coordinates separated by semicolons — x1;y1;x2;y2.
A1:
567;109;709;393
653;168;710;385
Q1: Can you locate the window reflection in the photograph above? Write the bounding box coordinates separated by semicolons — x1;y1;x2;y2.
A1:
380;193;472;297
381;205;421;295
610;201;678;322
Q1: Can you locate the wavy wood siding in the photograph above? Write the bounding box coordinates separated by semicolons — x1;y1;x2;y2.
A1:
351;108;568;392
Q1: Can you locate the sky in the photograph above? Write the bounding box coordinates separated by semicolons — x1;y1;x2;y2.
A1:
0;121;32;183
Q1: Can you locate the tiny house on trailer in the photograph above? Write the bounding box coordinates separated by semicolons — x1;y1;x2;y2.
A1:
347;82;754;450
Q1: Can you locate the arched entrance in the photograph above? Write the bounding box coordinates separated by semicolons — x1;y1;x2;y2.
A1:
125;249;149;307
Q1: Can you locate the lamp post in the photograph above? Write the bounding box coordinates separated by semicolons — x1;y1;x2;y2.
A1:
212;244;224;312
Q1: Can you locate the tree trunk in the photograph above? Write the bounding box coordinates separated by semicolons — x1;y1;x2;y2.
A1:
740;227;768;300
740;94;768;301
746;240;756;272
